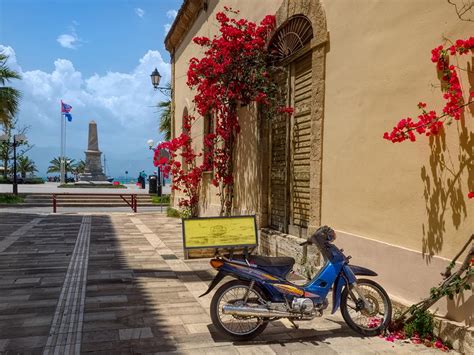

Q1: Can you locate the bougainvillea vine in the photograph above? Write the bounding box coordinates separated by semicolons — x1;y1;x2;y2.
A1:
153;114;203;216
383;37;473;143
154;7;292;216
383;36;474;199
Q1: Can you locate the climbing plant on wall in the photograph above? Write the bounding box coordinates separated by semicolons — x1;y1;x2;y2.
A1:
154;7;293;216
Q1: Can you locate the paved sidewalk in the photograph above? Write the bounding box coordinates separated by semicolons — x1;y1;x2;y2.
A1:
0;212;453;354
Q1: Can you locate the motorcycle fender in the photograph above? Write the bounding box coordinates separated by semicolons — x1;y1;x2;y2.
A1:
331;273;346;314
199;270;226;298
349;265;377;276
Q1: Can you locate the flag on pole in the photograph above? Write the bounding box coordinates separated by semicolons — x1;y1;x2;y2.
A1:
61;100;73;122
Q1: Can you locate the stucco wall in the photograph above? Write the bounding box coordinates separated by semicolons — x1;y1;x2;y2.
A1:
321;0;473;260
171;0;473;258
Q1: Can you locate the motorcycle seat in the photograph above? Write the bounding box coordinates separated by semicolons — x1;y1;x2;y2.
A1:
248;255;295;268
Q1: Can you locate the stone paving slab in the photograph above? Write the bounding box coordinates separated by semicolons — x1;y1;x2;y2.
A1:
0;213;83;353
0;211;457;354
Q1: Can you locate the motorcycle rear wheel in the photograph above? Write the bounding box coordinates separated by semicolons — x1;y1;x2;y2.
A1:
210;280;269;341
340;278;392;336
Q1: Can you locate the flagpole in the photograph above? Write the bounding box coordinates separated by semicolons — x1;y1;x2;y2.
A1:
64;114;67;182
60;102;65;184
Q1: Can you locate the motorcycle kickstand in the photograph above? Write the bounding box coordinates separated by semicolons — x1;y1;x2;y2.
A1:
289;318;299;329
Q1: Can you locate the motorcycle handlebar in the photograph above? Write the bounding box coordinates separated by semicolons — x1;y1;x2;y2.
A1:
299;226;336;248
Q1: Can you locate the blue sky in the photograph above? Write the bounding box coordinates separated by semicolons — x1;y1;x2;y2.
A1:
0;0;182;178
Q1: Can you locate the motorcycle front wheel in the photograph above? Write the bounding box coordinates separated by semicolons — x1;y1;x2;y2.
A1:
340;278;392;336
210;280;269;341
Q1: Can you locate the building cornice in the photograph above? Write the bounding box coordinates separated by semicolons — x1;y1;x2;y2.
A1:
164;0;206;53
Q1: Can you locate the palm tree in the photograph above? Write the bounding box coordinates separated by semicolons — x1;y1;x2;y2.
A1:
47;156;76;174
0;52;22;129
157;82;171;140
17;156;37;178
72;159;86;174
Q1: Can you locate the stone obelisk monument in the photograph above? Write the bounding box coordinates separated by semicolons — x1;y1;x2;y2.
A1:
78;120;108;182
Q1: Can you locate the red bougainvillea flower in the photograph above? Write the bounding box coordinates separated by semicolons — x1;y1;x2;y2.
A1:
153;8;290;212
367;317;382;328
278;107;295;115
384;36;474;143
468;191;474;199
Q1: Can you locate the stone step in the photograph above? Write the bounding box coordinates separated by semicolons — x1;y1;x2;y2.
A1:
24;200;155;204
24;193;154;197
4;202;165;208
24;196;154;201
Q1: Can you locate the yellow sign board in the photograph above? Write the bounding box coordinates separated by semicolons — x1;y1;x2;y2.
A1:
182;215;258;249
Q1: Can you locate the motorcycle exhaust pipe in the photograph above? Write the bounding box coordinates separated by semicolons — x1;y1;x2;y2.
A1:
222;304;294;318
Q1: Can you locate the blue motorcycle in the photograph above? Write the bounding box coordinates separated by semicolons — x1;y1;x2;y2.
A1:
201;226;392;340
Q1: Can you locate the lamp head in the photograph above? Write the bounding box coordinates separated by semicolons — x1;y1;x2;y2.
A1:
150;68;161;89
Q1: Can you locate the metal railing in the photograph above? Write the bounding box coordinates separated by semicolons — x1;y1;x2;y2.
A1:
52;193;138;213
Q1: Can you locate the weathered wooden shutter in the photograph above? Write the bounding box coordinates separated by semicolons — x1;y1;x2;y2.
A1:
290;53;312;229
270;73;289;232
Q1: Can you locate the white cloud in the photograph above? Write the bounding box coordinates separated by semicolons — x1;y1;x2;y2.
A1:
57;34;78;49
56;23;82;49
135;8;145;18
164;23;172;34
166;9;178;19
0;45;171;176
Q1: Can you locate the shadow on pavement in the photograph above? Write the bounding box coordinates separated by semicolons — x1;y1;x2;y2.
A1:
81;214;179;353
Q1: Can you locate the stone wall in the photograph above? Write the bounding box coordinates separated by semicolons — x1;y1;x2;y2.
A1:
259;228;324;279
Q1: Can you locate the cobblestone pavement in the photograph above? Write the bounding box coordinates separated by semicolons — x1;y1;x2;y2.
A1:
0;212;453;354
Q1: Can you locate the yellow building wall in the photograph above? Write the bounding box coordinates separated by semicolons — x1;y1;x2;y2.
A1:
321;0;473;260
172;0;472;258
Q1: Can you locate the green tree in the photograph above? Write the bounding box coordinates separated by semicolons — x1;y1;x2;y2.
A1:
17;156;37;178
0;117;32;178
0;52;22;129
157;82;171;141
47;156;76;174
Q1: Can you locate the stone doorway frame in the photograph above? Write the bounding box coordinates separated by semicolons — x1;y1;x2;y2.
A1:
258;0;329;235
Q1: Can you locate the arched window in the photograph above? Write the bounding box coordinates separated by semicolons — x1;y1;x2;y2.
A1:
269;15;313;62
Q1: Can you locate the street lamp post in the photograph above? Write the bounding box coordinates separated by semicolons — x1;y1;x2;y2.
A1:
0;133;27;195
150;68;172;96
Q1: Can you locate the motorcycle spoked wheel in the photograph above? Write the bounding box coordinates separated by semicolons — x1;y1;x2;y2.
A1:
210;280;269;341
340;278;392;336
